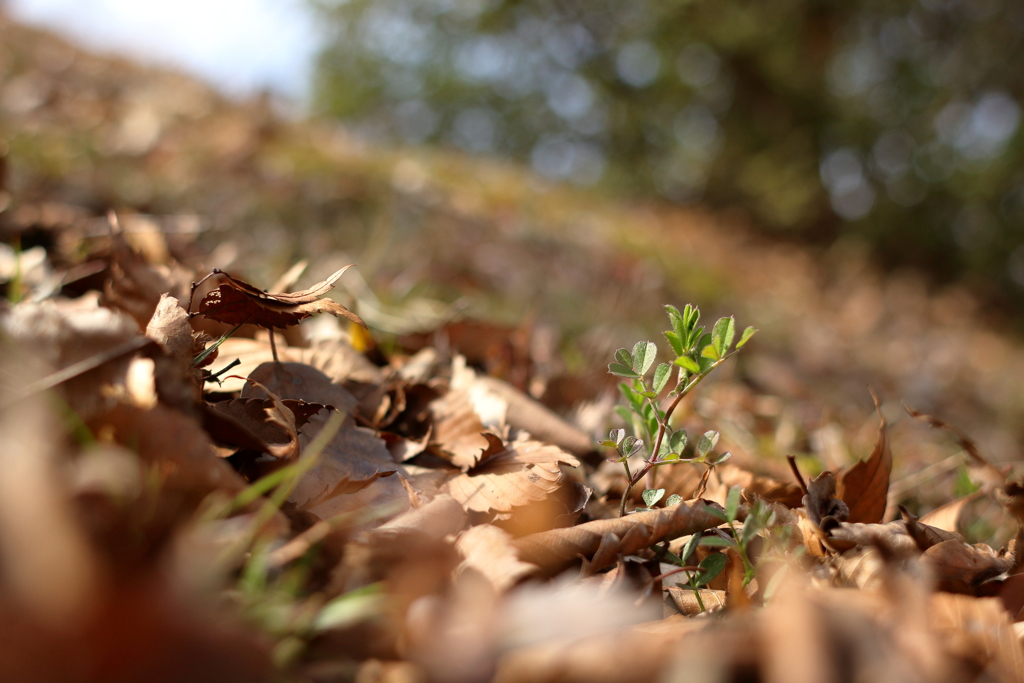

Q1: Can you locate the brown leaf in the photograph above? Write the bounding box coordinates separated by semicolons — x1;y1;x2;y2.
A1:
89;403;248;499
930;593;1024;681
659;463;804;509
207;337;383;393
803;471;849;526
428;356;509;467
243;363;407;521
836;394;891;524
919;491;983;533
103;225;193;329
512;501;728;576
1;296;146;420
473;374;597;458
923;539;1014;594
665;587;727;616
444;436;580;514
145;294;201;363
819;520;920;556
899;506;963;551
994;573;1024;621
455;524;539;592
204;396;329;459
196;265;365;329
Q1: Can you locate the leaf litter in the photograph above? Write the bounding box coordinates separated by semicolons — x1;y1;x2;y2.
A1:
3;222;1024;683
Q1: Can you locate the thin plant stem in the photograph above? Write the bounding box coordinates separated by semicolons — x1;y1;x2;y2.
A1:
268;326;279;362
618;350;740;516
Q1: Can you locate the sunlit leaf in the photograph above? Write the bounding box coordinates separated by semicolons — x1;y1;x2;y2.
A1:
712;316;735;357
622;435;644;457
697;430;720;459
711;450;733;465
631;340;657;375
608;362;640;378
675;356;701;374
725;485;741;522
652;362;672;393
642;488;666;507
669;429;688;453
737;326;757;348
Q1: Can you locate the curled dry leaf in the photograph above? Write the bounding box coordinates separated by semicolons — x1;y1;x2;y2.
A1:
803;471;849;526
243;363;406;520
204;394;329;459
444;436;580;514
512;501;728;577
923;540;1014;594
835;394;891;524
196;265;366;329
103;225;193;329
145;294;201;363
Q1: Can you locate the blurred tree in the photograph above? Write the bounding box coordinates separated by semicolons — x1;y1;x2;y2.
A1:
311;0;1024;303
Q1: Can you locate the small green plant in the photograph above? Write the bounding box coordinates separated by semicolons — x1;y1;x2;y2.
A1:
600;304;755;515
700;485;772;587
658;530;728;612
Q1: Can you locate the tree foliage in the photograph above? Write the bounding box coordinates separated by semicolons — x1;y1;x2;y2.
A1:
312;0;1024;303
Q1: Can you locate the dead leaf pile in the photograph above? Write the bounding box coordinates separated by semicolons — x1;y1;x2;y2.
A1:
3;204;1024;683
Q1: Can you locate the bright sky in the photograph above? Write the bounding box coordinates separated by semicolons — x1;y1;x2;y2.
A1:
4;0;323;100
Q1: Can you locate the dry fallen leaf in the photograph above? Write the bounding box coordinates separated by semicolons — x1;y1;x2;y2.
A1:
455;524;539;592
836;394;892;524
208;337;384;393
802;471;849;526
445;435;580;515
930;592;1024;682
196;265;365;329
146;293;202;363
242;362;407;521
204;393;328;459
512;501;728;577
922;539;1014;594
919;491;983;533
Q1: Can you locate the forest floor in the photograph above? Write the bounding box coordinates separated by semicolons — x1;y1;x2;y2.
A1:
2;10;1024;683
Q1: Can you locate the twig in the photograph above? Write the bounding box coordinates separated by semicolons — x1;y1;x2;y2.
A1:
787;454;810;497
267;326;279;363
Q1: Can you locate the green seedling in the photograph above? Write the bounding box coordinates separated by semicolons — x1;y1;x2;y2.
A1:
601;304;755;515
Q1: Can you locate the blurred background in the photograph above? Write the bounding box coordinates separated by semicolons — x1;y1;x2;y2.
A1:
7;0;1024;310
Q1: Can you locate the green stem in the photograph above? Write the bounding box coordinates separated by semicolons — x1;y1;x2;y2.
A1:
618;350;740;516
689;576;706;613
728;519;756;585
